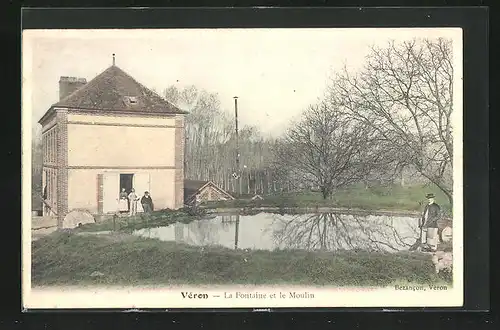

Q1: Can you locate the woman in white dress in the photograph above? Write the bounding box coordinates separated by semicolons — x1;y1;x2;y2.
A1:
128;188;140;216
118;188;128;213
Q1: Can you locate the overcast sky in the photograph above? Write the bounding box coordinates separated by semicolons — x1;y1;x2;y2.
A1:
23;28;461;137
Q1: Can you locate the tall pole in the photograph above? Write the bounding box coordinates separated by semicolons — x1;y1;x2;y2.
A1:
184;135;188;177
234;214;240;250
234;96;242;196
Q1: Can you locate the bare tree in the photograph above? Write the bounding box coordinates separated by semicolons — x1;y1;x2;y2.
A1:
164;85;230;180
164;84;284;196
274;101;395;200
329;38;454;204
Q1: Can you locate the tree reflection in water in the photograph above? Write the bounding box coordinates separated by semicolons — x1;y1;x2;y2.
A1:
163;213;419;252
271;213;419;252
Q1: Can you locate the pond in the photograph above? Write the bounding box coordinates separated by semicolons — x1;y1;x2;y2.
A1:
132;212;421;252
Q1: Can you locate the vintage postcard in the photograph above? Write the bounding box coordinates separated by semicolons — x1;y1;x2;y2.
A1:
22;27;463;309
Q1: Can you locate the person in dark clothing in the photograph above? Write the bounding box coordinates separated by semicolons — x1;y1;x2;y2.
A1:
419;193;441;251
141;191;154;213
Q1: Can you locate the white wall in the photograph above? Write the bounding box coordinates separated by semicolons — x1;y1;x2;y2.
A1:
67;113;177;167
68;168;176;213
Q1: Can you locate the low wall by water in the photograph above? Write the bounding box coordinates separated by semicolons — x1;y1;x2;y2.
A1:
207;206;421;217
205;206;452;228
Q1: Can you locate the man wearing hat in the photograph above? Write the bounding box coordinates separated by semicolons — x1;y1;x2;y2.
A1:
419;193;441;251
140;191;154;214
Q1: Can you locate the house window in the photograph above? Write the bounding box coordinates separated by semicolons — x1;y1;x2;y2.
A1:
48;131;51;163
50;170;57;208
45;134;48;163
42;134;46;163
44;133;47;163
52;130;55;163
51;130;53;163
127;96;137;104
54;130;58;163
50;169;54;201
48;130;52;163
46;128;57;164
46;133;49;163
47;169;51;201
49;169;54;202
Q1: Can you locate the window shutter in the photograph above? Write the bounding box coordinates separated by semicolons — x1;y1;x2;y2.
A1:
102;172;120;214
97;174;104;214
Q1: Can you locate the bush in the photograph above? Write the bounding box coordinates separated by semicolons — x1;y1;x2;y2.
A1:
438;268;453;284
181;205;207;216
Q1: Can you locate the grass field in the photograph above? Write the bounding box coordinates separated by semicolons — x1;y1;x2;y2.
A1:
206;184;452;215
31;231;451;287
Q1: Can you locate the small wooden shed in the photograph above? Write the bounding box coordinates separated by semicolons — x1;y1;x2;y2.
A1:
184;180;235;205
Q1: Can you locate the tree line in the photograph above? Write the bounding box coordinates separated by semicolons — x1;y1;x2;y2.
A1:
31;37;454;206
163;85;287;196
164;37;453;204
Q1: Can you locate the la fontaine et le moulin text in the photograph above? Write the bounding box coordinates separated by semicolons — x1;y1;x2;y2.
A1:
181;292;315;299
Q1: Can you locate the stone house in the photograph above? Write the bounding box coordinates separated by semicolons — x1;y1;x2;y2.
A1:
38;58;187;226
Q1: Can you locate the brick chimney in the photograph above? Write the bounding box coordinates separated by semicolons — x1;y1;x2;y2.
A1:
59;76;87;100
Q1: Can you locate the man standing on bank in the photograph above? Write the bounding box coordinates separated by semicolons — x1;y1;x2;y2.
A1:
128;188;139;216
419;193;441;252
141;191;154;214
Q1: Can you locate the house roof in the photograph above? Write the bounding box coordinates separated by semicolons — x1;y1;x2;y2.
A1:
183;180;235;203
184;180;209;202
184;180;210;192
40;65;187;123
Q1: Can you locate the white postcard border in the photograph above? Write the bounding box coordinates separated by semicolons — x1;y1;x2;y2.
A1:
22;27;464;309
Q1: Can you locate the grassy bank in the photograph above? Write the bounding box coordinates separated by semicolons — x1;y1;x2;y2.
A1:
206;184;452;215
32;231;450;287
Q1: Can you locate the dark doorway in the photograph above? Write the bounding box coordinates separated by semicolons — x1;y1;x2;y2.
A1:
120;174;134;193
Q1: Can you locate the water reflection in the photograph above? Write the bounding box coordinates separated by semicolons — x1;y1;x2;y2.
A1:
133;212;420;252
272;213;418;252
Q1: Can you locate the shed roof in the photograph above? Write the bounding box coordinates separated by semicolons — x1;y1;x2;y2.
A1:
184;180;209;202
184;180;210;191
183;180;235;204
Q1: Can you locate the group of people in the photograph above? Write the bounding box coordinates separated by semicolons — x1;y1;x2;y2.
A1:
118;188;154;216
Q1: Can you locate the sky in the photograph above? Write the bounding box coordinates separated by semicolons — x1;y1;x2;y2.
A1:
23;28;461;138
